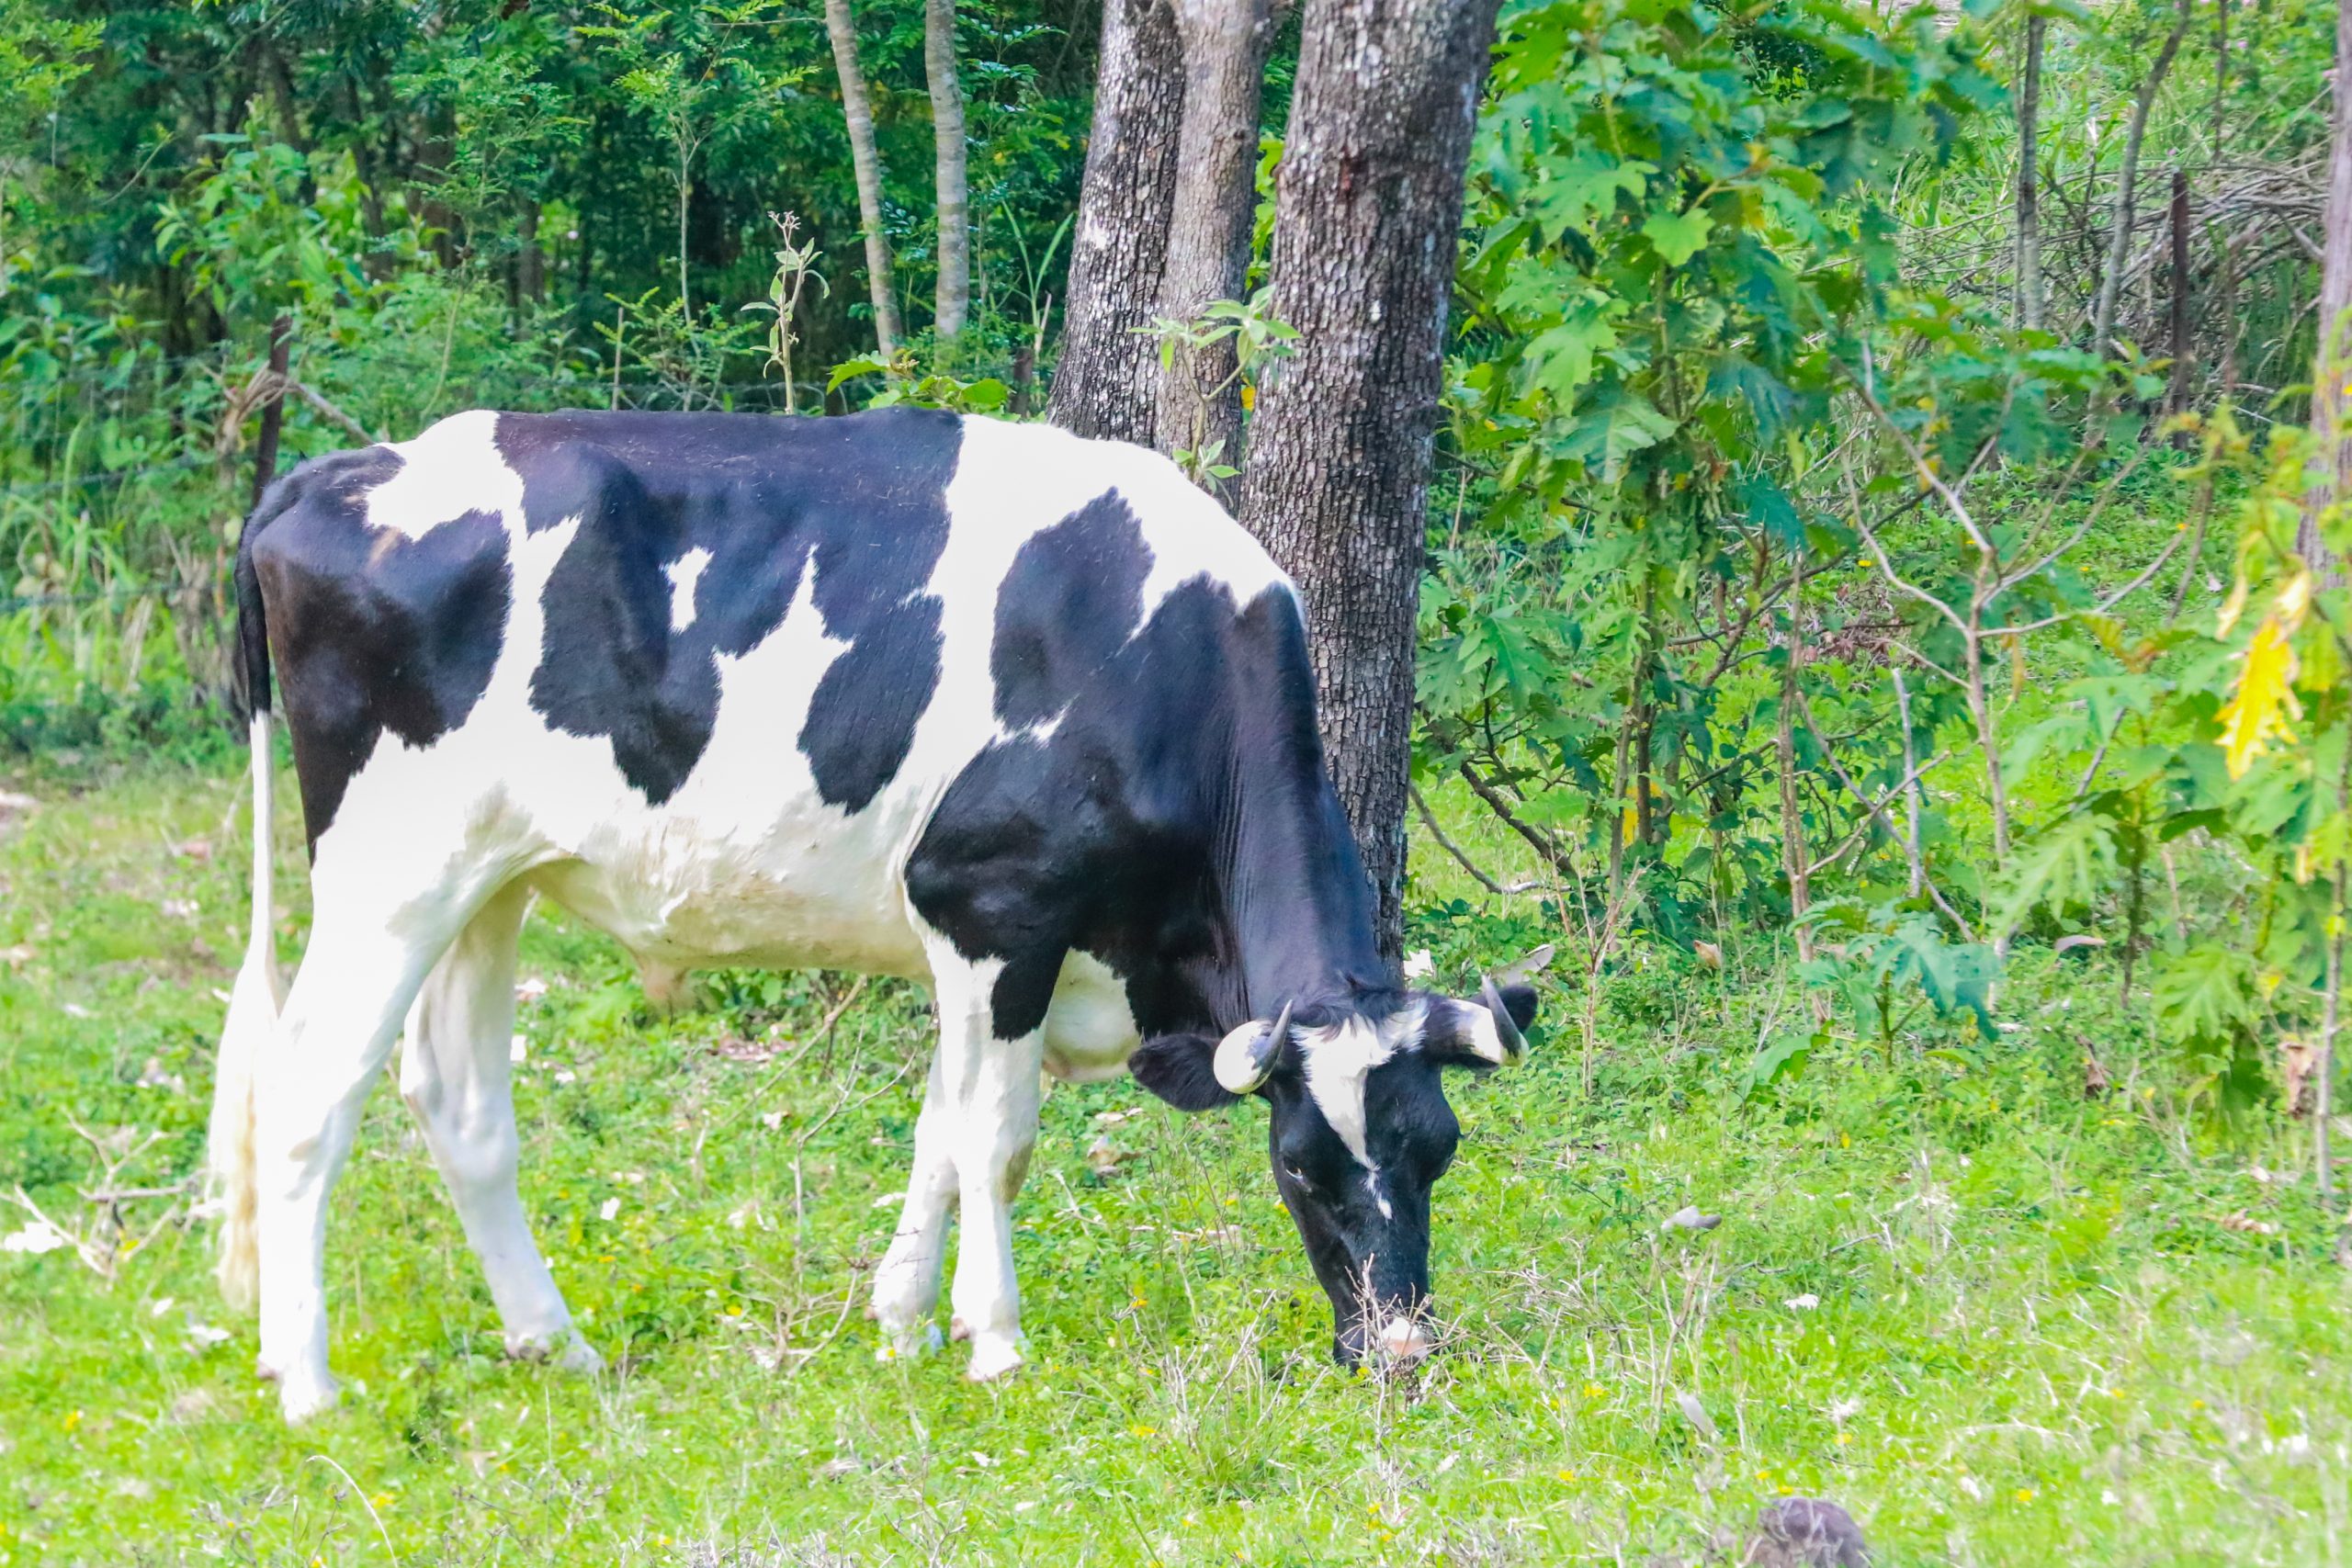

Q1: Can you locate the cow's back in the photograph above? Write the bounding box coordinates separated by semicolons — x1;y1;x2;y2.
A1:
250;407;1294;983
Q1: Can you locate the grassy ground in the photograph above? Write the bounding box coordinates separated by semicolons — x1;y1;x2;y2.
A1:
2;746;2349;1566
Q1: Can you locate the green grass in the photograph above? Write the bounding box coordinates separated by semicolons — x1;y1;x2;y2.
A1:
2;750;2348;1566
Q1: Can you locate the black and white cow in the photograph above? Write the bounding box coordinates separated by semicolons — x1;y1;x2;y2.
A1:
208;407;1537;1420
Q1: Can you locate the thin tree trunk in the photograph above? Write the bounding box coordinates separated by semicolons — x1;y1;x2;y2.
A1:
2301;0;2352;568
676;141;693;321
1237;0;1502;959
1050;0;1184;442
518;198;544;305
826;0;904;357
2017;13;2047;332
2168;167;2191;413
927;0;971;342
1154;0;1282;476
2090;0;2189;359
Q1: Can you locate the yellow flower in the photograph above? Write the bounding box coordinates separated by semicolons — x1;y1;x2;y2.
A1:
1555;1469;1577;1483
1583;1382;1605;1398
725;1303;742;1317
1836;1433;1852;1445
371;1493;394;1509
1128;1424;1158;1438
2014;1488;2035;1504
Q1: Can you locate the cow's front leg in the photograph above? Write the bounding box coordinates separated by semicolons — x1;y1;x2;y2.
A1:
922;946;1046;1382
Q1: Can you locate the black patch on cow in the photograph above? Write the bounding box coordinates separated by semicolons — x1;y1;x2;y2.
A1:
799;593;943;811
990;491;1149;729
496;407;962;807
248;446;512;849
909;574;1394;1043
1128;1031;1239;1111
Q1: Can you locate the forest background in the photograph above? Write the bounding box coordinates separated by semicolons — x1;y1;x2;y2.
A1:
5;0;2352;1559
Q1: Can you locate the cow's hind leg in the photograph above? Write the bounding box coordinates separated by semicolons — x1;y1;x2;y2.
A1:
399;882;599;1374
255;884;472;1421
926;945;1046;1382
871;1049;958;1359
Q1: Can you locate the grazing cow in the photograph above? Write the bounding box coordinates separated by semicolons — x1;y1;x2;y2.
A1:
209;407;1537;1421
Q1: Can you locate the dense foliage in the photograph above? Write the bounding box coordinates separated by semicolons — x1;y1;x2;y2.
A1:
2;0;2346;1143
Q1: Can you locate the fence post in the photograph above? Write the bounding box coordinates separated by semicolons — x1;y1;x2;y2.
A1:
249;315;291;513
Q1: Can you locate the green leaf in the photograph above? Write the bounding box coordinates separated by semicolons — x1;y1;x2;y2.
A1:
1640;207;1713;266
1745;1031;1814;1096
1529;153;1655;244
2152;945;2258;1051
1550;388;1678;482
1996;813;2119;936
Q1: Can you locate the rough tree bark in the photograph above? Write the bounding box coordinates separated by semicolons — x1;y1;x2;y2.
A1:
2089;0;2189;359
926;0;971;341
2302;0;2352;568
2016;12;2046;332
826;0;904;357
1152;0;1283;475
1238;0;1502;958
1049;0;1184;443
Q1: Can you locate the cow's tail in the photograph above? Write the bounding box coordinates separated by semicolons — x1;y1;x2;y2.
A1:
210;485;290;1312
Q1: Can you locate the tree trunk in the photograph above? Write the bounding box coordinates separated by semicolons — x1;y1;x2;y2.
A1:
1237;0;1501;959
927;0;971;341
2301;0;2352;568
826;0;904;357
1049;0;1184;443
2089;0;2189;360
2167;167;2192;413
518;198;544;305
2016;13;2046;332
1153;0;1282;476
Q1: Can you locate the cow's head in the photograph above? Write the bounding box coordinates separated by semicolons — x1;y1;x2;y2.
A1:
1129;971;1540;1367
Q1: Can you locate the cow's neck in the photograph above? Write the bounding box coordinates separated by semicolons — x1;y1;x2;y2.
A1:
1199;599;1393;1027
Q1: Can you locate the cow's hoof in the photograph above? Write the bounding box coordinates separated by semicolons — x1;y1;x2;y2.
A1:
506;1328;603;1376
552;1335;605;1375
948;1314;970;1343
875;1323;944;1363
278;1371;341;1424
964;1332;1023;1382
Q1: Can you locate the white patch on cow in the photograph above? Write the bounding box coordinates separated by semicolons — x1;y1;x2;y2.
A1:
1041;951;1141;1082
665;547;712;632
360;411;527;540
1300;1017;1396;1172
1299;1000;1432;1182
1456;999;1509;1066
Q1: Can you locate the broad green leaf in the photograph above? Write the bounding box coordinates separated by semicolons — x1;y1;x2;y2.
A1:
1641;207;1713;266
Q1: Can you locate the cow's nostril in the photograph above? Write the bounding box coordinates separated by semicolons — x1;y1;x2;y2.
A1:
1380;1317;1434;1363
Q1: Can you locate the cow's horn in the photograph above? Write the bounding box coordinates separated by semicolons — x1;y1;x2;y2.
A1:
1480;976;1527;1066
1214;1000;1294;1094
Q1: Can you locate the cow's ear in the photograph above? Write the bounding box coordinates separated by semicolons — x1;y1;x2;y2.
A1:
1130;1032;1242;1112
1419;987;1537;1070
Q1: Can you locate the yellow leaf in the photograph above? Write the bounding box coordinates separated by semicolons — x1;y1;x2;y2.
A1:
2217;614;2301;779
2214;578;2250;638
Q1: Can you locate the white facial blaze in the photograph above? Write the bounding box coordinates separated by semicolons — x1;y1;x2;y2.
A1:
1299;1016;1396;1173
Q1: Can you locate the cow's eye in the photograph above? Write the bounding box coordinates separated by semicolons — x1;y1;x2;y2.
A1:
1284;1166;1312;1191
